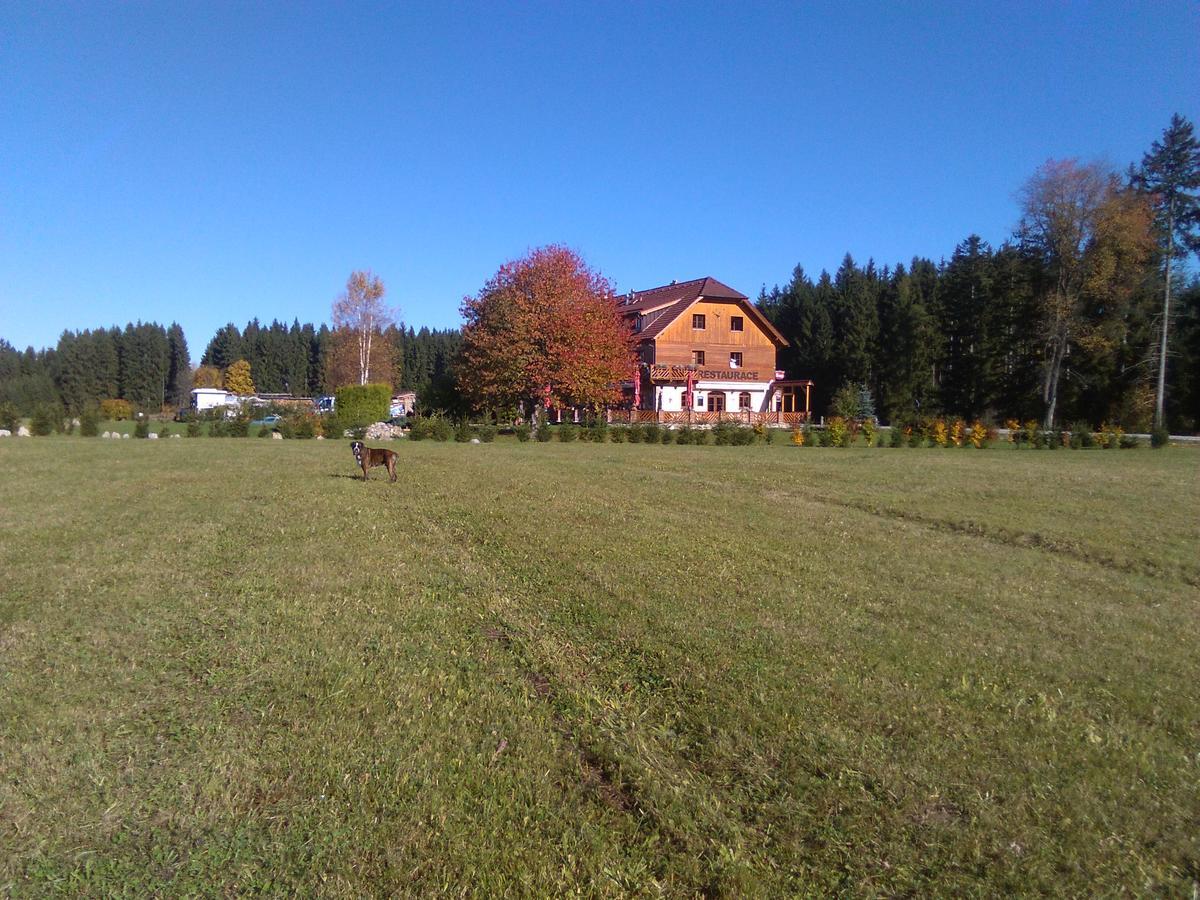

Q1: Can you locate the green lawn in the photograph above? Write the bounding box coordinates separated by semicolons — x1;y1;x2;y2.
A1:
1;438;1197;895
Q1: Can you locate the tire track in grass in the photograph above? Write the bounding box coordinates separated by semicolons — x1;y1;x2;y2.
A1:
771;489;1200;588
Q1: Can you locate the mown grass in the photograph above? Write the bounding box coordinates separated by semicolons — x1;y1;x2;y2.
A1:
1;438;1197;896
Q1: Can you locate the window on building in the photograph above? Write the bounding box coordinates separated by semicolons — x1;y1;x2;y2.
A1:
730;316;744;332
730;352;742;368
634;315;643;333
692;349;705;366
692;313;706;329
706;391;725;412
738;391;752;410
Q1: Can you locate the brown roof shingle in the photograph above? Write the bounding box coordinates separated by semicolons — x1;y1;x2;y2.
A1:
618;276;786;347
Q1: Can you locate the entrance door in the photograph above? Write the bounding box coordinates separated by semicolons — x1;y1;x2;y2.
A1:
706;391;725;412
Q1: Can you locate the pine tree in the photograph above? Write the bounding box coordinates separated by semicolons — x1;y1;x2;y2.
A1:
166;323;191;407
1132;114;1200;428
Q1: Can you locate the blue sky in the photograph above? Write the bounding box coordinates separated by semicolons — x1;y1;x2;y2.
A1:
2;1;1197;357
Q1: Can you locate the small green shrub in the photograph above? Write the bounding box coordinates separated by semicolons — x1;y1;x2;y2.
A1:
30;405;57;436
558;424;578;442
334;384;391;428
320;415;346;439
79;408;100;437
133;417;150;439
627;424;643;443
535;423;552;442
515;424;531;442
158;425;171;439
660;426;674;444
187;420;202;437
209;418;228;438
1069;421;1096;449
477;424;497;443
454;421;473;443
1150;427;1169;449
293;415;317;439
0;402;18;432
676;426;694;445
225;415;250;438
608;425;627;443
1119;434;1140;449
257;426;271;438
889;426;903;448
640;424;660;444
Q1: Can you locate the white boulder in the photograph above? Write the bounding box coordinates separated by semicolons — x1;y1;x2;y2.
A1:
122;433;131;439
271;431;283;440
0;429;10;437
17;426;31;437
148;432;159;440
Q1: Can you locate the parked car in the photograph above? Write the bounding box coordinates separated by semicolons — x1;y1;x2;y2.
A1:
250;414;282;426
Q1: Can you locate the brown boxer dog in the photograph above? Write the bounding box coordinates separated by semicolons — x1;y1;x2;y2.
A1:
350;441;397;482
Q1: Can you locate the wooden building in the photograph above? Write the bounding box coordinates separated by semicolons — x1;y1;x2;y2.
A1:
615;277;812;423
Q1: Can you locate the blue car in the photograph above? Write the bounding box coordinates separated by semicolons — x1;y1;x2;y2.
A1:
251;414;282;426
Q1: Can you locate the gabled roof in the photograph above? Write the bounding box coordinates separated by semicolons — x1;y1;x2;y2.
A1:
617;276;787;347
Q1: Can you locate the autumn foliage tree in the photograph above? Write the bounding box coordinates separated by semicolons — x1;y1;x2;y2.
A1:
1018;159;1153;428
458;246;633;423
192;365;223;389
332;270;393;386
223;359;256;396
323;327;394;392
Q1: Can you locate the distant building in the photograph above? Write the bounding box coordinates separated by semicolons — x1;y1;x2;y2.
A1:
190;388;238;412
391;391;417;417
616;277;812;420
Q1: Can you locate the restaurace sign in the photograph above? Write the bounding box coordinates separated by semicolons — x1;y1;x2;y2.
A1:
650;365;763;382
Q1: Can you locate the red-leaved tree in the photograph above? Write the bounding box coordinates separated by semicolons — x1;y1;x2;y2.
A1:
458;246;633;422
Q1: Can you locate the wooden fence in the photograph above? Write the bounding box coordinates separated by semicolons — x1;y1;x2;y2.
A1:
597;410;810;427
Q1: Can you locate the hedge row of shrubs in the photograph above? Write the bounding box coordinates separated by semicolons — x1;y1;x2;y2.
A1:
507;422;778;445
1003;419;1152;449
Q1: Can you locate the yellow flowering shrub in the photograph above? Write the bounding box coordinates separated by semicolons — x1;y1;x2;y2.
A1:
950;418;965;447
969;420;989;448
827;416;848;447
862;419;877;446
932;418;949;447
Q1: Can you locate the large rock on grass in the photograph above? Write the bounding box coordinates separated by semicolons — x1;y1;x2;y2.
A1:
365;421;405;440
17;426;31;437
271;431;283;440
0;429;10;438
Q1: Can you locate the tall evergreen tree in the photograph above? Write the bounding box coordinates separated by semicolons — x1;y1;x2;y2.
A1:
202;323;243;370
166;322;191;406
1131;113;1200;428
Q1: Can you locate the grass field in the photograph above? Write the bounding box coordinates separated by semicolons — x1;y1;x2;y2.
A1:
1;437;1197;895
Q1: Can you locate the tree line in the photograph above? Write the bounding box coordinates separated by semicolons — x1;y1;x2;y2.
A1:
3;115;1197;430
0;318;461;418
759;115;1200;430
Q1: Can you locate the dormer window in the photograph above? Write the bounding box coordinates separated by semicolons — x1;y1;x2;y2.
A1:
692;313;706;329
634;315;644;333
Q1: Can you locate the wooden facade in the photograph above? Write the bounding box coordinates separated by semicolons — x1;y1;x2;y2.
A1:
616;277;811;420
650;299;779;376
